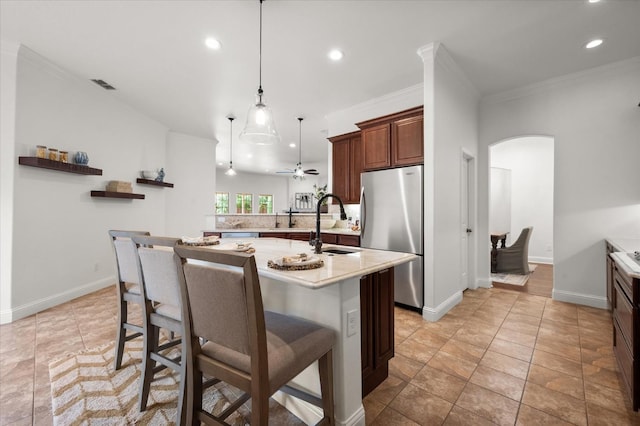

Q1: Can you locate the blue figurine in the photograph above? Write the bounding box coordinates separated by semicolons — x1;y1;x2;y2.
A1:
155;168;165;182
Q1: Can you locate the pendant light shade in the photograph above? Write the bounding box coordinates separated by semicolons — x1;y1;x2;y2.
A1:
240;0;280;145
225;116;237;176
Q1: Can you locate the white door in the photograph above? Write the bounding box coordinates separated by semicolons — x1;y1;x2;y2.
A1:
461;154;472;291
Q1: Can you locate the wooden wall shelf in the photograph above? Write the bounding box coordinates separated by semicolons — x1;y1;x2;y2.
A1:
136;178;174;188
19;156;102;175
90;191;145;199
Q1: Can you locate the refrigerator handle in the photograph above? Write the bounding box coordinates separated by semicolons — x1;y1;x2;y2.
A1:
360;185;366;236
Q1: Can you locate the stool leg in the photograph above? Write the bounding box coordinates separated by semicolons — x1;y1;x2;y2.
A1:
319;349;335;425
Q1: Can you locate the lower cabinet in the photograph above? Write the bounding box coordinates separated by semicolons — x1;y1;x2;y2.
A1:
360;267;394;397
612;261;639;411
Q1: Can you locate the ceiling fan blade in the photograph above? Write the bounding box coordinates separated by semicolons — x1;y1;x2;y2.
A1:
276;170;294;174
304;169;320;175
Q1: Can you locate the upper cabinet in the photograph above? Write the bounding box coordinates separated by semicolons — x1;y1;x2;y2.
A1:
356;106;424;171
329;131;362;204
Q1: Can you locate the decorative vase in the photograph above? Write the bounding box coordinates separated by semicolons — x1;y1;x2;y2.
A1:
74;151;89;165
155;168;165;182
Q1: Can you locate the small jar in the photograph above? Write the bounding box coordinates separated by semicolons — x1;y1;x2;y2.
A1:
59;151;68;163
36;145;47;159
48;148;58;161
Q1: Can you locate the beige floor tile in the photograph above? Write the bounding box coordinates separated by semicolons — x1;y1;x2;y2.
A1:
500;318;540;337
494;327;537;348
389;383;452;426
505;311;541;326
469;365;525;401
472;308;509;326
586;401;640;426
406;328;449;350
410;365;467;403
452;327;495;349
584;380;632;413
536;326;581;346
443;405;497;426
480;350;530;380
510;303;545;318
488;338;533;362
527;364;584;400
395;338;438;364
456;383;520;426
582;364;623;391
521;382;587;426
389;353;424;382
534;335;582;363
370;407;419;426
531;349;582;378
440;338;486;363
420;316;466;339
366;374;407;406
516;404;573;425
581;347;619;371
427;350;478;380
363;396;386;425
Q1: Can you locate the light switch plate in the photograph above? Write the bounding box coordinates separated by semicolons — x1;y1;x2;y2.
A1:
347;309;358;337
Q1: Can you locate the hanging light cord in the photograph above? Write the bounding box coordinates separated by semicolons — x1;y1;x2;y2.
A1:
229;116;235;167
258;0;264;102
298;117;303;165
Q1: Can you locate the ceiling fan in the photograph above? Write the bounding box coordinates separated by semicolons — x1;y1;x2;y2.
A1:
276;117;319;179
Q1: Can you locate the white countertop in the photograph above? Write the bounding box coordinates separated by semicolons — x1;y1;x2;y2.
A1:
207;227;361;236
202;237;414;289
607;238;640;278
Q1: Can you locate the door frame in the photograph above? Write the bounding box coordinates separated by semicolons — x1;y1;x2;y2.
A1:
461;149;476;290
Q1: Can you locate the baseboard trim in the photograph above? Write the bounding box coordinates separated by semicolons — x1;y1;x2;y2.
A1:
0;276;115;324
422;291;463;322
272;391;365;426
552;289;608;310
476;278;492;289
529;256;553;264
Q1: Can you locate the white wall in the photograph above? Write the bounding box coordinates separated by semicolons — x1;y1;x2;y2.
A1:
4;46;169;322
491;136;554;263
420;43;480;320
479;58;640;308
489;167;512;234
165;132;216;237
0;41;19;320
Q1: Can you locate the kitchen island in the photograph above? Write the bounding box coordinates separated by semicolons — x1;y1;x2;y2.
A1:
206;237;416;425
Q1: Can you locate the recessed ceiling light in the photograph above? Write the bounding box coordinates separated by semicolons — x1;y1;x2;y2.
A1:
247;153;253;158
328;49;344;61
585;39;603;49
218;162;223;166
289;143;296;148
588;0;601;3
205;38;222;50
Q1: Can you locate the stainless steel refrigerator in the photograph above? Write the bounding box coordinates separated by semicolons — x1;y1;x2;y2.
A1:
360;165;423;310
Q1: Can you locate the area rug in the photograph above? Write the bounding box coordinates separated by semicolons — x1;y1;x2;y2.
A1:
49;338;247;425
491;263;537;286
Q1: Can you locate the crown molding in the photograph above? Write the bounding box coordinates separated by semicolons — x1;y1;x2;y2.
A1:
483;56;640;105
0;40;20;57
433;44;479;99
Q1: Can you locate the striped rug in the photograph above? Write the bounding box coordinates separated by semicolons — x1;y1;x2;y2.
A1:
49;338;246;425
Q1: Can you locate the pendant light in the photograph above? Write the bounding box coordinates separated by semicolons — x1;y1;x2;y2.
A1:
239;0;280;145
294;117;305;178
225;116;237;176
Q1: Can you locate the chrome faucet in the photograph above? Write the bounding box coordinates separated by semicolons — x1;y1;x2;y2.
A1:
311;193;347;254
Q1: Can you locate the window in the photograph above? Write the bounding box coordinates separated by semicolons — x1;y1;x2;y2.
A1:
215;192;229;214
258;194;273;214
236;193;252;214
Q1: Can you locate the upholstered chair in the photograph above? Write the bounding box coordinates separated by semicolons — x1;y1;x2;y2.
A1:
131;235;185;424
495;227;533;275
174;243;336;425
108;230;149;370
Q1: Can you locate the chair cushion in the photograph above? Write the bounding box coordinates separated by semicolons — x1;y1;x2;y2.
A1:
154;303;181;321
124;282;141;295
200;311;334;392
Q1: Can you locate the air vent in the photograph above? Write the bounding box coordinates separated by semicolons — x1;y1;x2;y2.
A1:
91;79;116;90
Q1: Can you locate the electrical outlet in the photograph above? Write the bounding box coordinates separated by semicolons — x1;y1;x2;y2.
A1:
347;309;358;337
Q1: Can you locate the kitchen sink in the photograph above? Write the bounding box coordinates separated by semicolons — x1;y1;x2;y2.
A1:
627;252;640;267
323;248;360;255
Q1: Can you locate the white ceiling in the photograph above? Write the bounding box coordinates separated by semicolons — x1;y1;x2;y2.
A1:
2;0;639;176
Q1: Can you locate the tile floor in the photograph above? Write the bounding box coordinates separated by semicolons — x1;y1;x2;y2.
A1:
1;284;639;425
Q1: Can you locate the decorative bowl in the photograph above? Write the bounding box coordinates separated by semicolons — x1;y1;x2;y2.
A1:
142;170;159;180
320;219;336;229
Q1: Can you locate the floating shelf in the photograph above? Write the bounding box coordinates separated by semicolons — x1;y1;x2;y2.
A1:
90;191;145;199
136;178;174;188
19;156;102;175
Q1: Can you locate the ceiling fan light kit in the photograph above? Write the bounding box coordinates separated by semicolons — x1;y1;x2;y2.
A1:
239;0;280;146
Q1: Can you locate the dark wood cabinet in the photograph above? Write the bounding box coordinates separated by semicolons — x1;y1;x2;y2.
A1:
357;106;424;171
329;131;362;204
611;257;639;411
360;267;394;397
338;234;360;247
606;242;616;311
203;232;221;238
